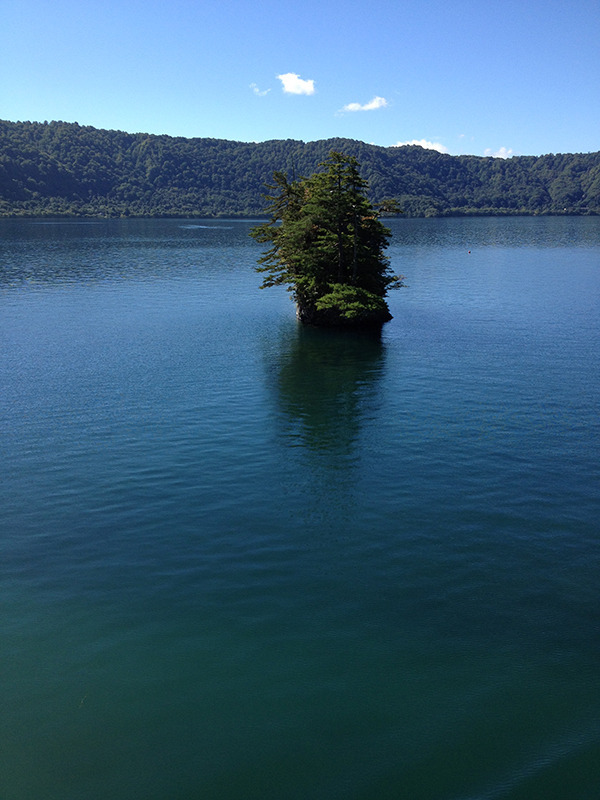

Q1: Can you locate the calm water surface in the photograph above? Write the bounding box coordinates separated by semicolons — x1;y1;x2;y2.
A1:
1;217;599;799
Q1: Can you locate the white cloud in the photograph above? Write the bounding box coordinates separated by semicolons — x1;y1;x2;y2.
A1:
250;83;270;97
277;73;315;95
484;146;514;158
393;139;449;154
341;96;388;112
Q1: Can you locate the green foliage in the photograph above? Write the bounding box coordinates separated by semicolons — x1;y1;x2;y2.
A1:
0;119;599;217
315;284;392;323
250;152;401;327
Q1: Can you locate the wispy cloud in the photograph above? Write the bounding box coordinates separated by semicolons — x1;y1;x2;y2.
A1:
484;146;514;158
250;83;270;97
341;96;388;112
394;139;448;154
277;73;316;95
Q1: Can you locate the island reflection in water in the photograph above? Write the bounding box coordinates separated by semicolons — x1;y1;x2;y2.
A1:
271;323;386;457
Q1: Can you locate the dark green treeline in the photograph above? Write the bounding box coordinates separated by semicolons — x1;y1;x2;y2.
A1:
1;119;598;217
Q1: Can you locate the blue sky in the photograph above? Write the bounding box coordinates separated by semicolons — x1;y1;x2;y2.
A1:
2;0;599;156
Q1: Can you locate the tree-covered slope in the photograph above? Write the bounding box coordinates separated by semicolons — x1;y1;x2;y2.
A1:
0;120;598;217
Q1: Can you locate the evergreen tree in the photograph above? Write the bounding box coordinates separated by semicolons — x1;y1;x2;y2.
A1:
250;152;403;328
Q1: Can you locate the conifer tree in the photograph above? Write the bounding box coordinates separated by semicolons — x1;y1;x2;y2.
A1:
251;152;403;327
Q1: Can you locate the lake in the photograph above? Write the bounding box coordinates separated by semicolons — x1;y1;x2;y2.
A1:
1;216;599;799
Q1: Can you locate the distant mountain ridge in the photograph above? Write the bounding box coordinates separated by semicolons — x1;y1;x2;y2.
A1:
1;119;599;217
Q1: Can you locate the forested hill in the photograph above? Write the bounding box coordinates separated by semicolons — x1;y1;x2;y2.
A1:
1;119;599;217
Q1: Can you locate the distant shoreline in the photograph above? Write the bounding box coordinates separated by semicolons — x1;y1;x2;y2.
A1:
1;210;597;220
1;119;598;218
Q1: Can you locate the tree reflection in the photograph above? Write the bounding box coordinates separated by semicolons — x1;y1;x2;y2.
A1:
272;323;386;456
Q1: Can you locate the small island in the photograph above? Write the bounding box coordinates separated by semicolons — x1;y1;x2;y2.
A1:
251;152;403;329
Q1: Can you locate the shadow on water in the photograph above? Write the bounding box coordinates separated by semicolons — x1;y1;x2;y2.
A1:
270;322;387;458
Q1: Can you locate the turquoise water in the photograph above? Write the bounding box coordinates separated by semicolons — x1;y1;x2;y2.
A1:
1;217;599;799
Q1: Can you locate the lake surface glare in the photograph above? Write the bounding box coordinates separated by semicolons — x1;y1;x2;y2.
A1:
1;216;599;799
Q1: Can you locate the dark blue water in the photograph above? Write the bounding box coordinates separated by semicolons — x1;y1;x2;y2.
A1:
1;217;599;799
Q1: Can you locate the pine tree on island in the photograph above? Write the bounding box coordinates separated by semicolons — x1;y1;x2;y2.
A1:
250;152;403;328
